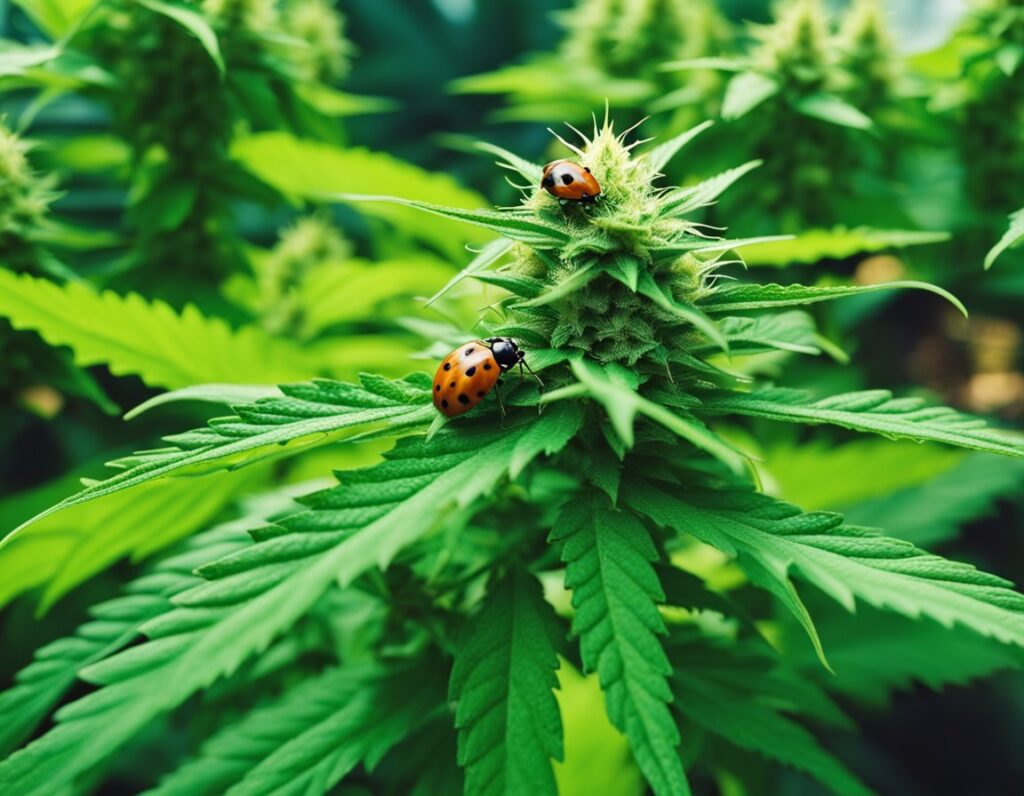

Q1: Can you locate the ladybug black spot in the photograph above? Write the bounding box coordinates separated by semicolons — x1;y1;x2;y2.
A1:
483;362;492;371
441;399;449;408
465;347;474;355
435;385;440;392
584;166;591;173
443;362;451;371
465;366;476;377
458;393;470;405
450;381;456;388
477;391;485;398
561;173;574;185
542;175;555;188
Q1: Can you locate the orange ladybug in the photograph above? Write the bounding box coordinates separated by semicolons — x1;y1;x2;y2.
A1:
432;337;542;418
541;160;601;202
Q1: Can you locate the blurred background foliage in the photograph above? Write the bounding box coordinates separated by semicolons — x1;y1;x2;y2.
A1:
1;0;1022;794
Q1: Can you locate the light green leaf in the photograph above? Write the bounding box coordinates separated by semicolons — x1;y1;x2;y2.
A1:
425;238;513;306
741;227;951;267
636;271;728;352
702;312;821;357
721;72;780;120
701;388;1024;459
566;360;745;473
662;160;763;216
0;269;322;390
13;0;95;39
124;384;280;421
794;93;872;130
550;496;691;796
231;133;489;258
476;141;544;183
629;480;1024;655
10;375;437;533
699;280;967;317
984;207;1024;270
642;120;714;174
332;194;570;249
135;0;224;73
450;570;564;796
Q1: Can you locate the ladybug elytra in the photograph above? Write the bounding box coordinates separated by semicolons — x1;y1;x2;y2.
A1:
541;160;601;202
432;337;542;418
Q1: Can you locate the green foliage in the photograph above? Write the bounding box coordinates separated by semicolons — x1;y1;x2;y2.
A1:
2;56;1023;796
552;495;688;796
450;570;564;796
986;207;1024;269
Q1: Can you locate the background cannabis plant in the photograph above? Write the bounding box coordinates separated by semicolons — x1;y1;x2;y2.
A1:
2;117;1023;796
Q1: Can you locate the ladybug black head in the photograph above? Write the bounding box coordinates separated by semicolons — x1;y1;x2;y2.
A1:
486;337;522;371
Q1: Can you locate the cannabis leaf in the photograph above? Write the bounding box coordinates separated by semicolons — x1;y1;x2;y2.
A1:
698;280;967;316
149;661;445;796
0;521;251;756
0;407;581;795
741;226;950;267
0;269;320;389
0;464;265;612
628;479;1024;662
450;569;564;796
668;633;870;796
701;388;1024;459
14;375;437;529
985;207;1024;269
550;495;689;796
232;133;489;258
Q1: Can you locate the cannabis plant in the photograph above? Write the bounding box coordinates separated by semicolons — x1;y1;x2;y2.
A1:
2;119;1023;796
454;0;731;132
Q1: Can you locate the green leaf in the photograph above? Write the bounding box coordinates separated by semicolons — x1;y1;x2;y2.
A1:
636;271;728;352
10;375;437;533
0;518;258;755
784;602;1024;708
984;207;1024;270
476;141;544;183
794;93;872;130
0;408;581;795
450;569;564;796
841;453;1024;547
566;360;745;473
699;280;967;317
701;388;1024;459
550;496;690;796
150;661;444;796
426;238;513;306
702;312;821;357
740;227;951;267
668;634;870;796
135;0;224;73
0;463;266;613
333;195;570;249
13;0;94;39
628;480;1024;656
518;264;599;307
0;270;322;390
662;160;763;216
642;120;715;174
124;384;280;421
231;133;490;258
721;72;780;120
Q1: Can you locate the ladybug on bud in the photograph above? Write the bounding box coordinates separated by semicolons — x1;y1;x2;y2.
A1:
541;160;602;203
432;337;543;418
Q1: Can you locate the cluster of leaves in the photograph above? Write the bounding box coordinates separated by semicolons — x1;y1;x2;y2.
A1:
2;119;1023;796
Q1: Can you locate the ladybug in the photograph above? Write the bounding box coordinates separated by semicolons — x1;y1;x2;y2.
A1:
432;337;542;418
541;160;601;202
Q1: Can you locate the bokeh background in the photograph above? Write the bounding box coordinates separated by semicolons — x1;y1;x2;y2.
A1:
1;0;1022;793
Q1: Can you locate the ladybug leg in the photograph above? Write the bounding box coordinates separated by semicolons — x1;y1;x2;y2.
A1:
494;380;507;418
